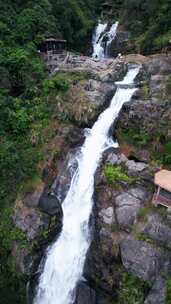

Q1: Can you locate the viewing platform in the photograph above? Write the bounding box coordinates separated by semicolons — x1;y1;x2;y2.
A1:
152;170;171;209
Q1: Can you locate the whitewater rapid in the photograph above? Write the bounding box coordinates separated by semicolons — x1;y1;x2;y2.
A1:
34;64;140;304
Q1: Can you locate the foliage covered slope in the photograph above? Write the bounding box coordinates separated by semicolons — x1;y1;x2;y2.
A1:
0;0;98;302
110;0;171;54
0;0;98;206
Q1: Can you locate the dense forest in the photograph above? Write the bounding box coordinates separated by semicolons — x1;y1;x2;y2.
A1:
0;0;171;303
0;0;99;302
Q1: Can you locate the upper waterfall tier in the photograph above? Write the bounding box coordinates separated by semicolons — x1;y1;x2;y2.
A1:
92;21;118;59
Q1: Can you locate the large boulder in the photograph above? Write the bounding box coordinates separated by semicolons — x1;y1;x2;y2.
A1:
144;276;167;304
145;54;171;76
38;192;63;216
137;213;171;249
51;57;127;126
115;190;145;231
85;80;116;109
14;199;50;241
125;160;148;176
99;206;115;225
121;235;171;282
74;281;96;304
108;31;130;57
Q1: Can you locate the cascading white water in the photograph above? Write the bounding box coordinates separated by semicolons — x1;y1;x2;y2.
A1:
34;65;140;304
92;21;118;59
105;21;119;57
92;22;107;59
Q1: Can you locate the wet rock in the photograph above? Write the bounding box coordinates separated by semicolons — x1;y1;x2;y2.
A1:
83;240;101;284
38;192;63;216
83;234;120;295
115;192;142;230
14;200;50;241
108;31;130;57
144;276;167;304
75;281;96;304
66;126;85;147
53;149;78;203
121;235;171;282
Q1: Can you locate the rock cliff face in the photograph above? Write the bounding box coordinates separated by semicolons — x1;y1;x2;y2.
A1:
73;54;171;303
83;146;171;303
12;53;171;303
12;56;127;284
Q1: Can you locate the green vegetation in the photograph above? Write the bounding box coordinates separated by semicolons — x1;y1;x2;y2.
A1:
166;75;171;94
119;125;171;167
117;272;149;304
138;205;168;222
108;0;171;54
163;140;171;165
123;0;171;54
104;165;136;185
0;207;29;304
121;128;151;148
166;278;171;304
0;208;28;252
0;1;99;302
142;83;150;100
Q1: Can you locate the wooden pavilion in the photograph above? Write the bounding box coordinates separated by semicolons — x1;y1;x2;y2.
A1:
152;170;171;209
39;37;67;54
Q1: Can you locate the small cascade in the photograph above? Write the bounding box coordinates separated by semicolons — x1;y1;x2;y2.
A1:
92;22;108;59
33;64;140;304
105;21;119;57
92;21;118;59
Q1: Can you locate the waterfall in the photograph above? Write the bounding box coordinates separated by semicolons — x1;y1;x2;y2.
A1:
33;64;140;304
92;22;107;59
105;21;119;57
92;21;118;59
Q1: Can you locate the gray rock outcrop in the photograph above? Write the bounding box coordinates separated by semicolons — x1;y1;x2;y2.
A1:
115;189;147;231
144;276;167;304
121;235;171;282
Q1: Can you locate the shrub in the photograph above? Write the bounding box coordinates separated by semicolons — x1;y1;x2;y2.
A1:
43;74;70;95
117;272;149;304
166;278;171;304
0;208;27;252
121;128;151;148
104;165;135;185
